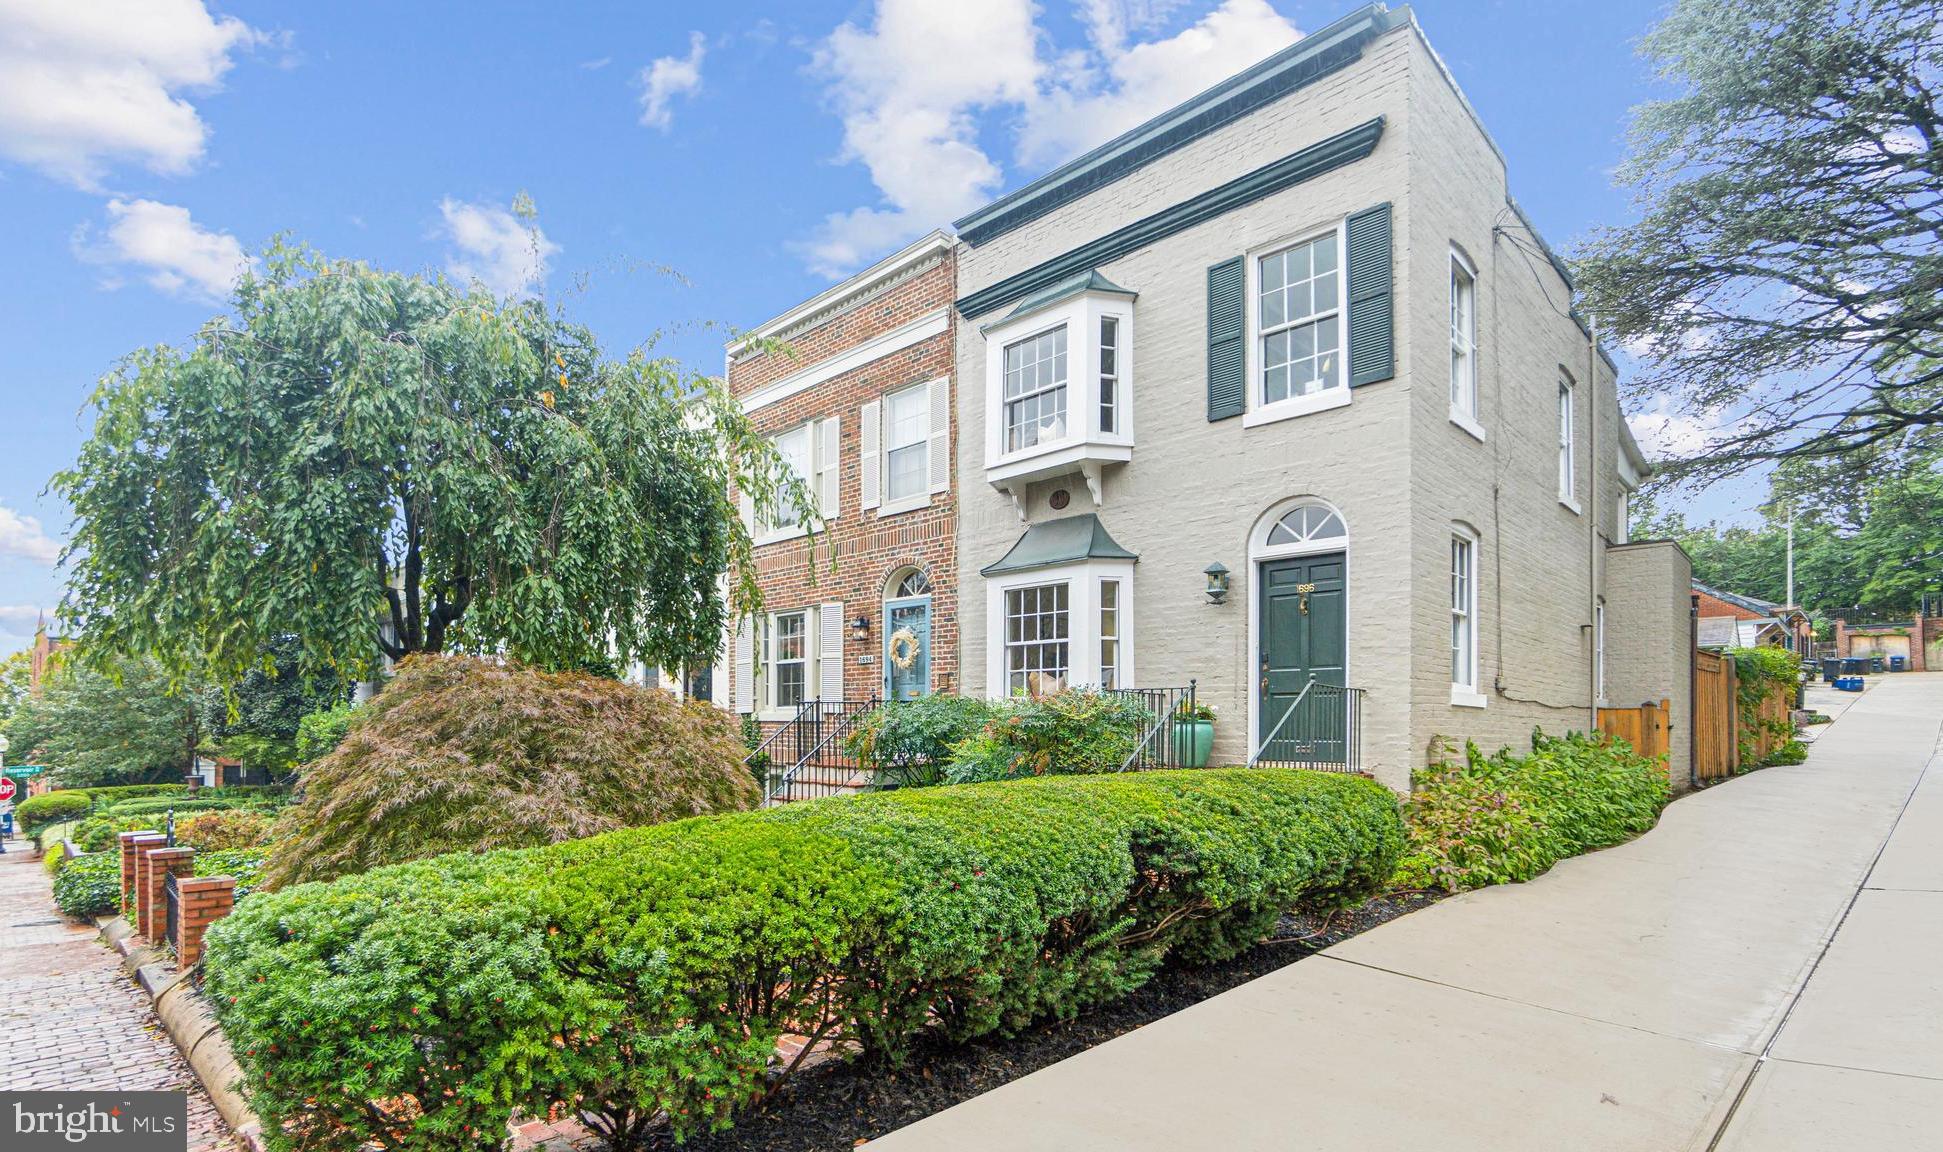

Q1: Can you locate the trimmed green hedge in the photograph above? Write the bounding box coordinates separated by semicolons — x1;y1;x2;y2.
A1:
16;792;91;834
206;768;1402;1150
1394;730;1670;892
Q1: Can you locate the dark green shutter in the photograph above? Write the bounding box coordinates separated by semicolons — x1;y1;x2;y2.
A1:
1346;202;1394;387
1207;257;1245;421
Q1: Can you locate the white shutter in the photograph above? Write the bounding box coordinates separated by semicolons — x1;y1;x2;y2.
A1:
733;620;755;714
927;377;951;493
819;602;845;704
859;400;881;511
817;416;840;520
738;487;756;533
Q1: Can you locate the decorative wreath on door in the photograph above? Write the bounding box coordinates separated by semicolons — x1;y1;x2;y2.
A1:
888;628;922;670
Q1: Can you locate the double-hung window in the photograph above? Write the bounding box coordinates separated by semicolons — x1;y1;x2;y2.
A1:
1557;379;1577;507
1098;579;1121;690
883;383;929;503
769;425;813;530
1099;317;1120;435
1450;535;1476;693
1257;232;1342;406
1003;327;1068;452
1449;252;1477;424
771;610;808;708
1004;582;1069;695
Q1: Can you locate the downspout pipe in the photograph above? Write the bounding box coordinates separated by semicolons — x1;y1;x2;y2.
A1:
1588;322;1600;732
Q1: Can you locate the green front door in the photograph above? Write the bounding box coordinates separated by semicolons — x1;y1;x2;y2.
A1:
1258;552;1346;763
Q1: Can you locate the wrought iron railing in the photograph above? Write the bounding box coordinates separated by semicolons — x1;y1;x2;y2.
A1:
1112;683;1201;771
753;698;881;805
1250;679;1364;772
163;870;180;954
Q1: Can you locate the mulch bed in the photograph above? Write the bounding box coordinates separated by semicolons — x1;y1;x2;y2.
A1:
658;890;1443;1151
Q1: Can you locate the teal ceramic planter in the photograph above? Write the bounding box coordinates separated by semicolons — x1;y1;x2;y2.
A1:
1171;719;1214;768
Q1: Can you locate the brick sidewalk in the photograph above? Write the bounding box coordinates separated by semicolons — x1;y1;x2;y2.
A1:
0;843;236;1152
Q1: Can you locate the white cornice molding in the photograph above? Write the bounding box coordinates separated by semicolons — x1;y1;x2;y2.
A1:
729;231;956;361
739;308;949;414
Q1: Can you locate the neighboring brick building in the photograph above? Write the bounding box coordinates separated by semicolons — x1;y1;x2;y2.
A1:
1694;581;1811;653
724;233;959;723
1834;617;1943;671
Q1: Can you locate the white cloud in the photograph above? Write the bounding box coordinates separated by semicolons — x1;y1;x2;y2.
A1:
1020;0;1299;167
77;198;251;300
797;0;1042;277
0;605;43;636
798;0;1303;277
438;196;559;299
0;503;61;566
638;31;705;130
0;0;262;189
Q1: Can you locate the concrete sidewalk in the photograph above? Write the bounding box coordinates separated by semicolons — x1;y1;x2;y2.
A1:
870;674;1943;1152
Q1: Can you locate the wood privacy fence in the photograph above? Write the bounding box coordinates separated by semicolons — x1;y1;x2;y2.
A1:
1693;649;1737;782
1596;698;1670;762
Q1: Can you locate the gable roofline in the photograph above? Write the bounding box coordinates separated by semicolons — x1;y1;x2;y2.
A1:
951;4;1409;247
726;230;955;362
1693;580;1783;618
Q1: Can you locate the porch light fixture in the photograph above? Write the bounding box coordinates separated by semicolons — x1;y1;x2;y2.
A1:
1203;562;1230;605
851;614;872;643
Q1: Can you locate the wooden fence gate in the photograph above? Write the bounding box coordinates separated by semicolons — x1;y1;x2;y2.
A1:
1597;698;1670;762
1693;649;1737;782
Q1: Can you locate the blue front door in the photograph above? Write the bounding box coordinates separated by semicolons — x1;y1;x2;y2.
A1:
884;596;932;700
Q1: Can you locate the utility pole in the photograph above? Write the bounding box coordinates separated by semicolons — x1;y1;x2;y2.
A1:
1785;508;1796;607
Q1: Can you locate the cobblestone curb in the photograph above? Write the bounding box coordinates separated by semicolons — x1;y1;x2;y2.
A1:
98;914;267;1152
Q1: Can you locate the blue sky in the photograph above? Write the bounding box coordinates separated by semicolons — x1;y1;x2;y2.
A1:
0;0;1747;656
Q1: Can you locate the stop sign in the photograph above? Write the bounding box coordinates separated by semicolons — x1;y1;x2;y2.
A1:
0;777;14;802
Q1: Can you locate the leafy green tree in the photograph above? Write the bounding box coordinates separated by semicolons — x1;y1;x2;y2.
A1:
56;242;811;688
1575;0;1943;484
0;650;33;724
6;656;199;788
198;636;351;775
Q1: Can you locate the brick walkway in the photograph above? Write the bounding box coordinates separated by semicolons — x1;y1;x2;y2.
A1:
0;844;236;1152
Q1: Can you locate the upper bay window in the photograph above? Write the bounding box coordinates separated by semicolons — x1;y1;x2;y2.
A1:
981;271;1136;507
1003;327;1068;453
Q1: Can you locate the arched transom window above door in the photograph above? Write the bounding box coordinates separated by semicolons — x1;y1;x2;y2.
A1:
1255;500;1347;558
890;567;932;598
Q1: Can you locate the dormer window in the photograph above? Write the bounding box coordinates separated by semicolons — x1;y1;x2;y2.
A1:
981;270;1136;509
1003;327;1068;452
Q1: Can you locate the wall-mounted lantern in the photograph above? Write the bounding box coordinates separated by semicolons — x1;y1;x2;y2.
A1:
851;614;872;643
1203;562;1231;605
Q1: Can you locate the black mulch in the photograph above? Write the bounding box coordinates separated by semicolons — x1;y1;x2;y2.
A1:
655;890;1443;1151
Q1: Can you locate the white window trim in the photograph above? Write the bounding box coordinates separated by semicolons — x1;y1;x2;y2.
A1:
1243;219;1351;429
983;559;1136;698
755;420;833;546
757;607;818;721
1448;248;1482;438
982;295;1134;477
878;380;934;516
1557;377;1581;514
1098;576;1123;691
1595;598;1607;707
1449;527;1486;708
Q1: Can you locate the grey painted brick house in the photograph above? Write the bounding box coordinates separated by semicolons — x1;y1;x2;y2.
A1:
949;4;1693;790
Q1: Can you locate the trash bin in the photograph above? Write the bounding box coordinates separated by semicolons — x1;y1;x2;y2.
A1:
1843;657;1870;676
1870;656;1885;674
1890;655;1907;672
1834;676;1865;692
1821;657;1842;682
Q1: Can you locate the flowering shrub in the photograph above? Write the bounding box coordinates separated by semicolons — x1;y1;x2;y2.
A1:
1394;730;1670;892
206;768;1403;1150
176;809;276;852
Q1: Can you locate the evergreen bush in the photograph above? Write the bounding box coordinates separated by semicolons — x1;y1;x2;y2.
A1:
16;791;91;834
51;852;122;919
205;768;1402;1150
